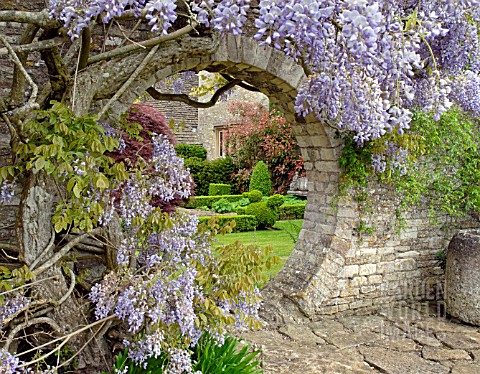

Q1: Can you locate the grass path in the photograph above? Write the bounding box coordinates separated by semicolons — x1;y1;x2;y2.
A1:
213;219;303;283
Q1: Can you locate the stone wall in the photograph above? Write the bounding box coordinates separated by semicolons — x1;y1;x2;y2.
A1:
106;33;480;319
306;189;477;316
145;76;201;145
1;18;479;320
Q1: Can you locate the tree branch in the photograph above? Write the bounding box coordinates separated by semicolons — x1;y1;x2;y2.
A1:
0;242;18;253
39;30;70;103
87;22;197;65
0;36;65;56
0;276;59;297
220;74;261;92
56;268;75;307
5;317;62;352
147;78;242;109
16;315;115;360
0;10;57;28
30;226;56;270
0;33;39;116
32;227;103;277
98;44;160;119
78;27;91;71
9;25;38;108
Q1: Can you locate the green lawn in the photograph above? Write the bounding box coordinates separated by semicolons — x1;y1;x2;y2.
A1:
213;219;303;283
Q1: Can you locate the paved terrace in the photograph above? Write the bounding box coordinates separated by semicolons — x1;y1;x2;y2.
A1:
241;302;480;373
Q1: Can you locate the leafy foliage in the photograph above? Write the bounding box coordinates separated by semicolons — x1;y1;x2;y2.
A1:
175;144;207;160
186;194;245;209
111;104;175;164
338;108;480;221
209;183;232;196
249;161;272;196
224;103;305;194
0;102;128;233
266;194;285;210
211;198;235;213
278;204;306;220
110;333;262;374
184;156;237;196
192;333;262;374
242;190;263;203
245;202;278;229
198;215;258;232
107;104;182;213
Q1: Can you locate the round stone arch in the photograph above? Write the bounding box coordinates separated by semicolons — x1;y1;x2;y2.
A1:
111;34;364;321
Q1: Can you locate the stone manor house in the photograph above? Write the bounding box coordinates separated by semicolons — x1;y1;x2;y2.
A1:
145;72;269;160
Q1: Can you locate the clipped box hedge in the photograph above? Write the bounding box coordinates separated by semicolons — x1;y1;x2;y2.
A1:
208;183;231;196
278;204;306;220
235;206;248;215
198;215;258;232
186;195;244;209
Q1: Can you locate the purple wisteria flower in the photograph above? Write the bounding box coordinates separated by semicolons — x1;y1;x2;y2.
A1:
0;349;20;374
0;181;15;204
0;293;30;329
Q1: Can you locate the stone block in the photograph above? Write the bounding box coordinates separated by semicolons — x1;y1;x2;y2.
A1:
395;258;416;271
377;261;396;274
340;287;360;297
343;265;359;278
349;299;373;310
349;276;368;287
360;285;379;294
445;230;480;326
315;160;341;172
251;44;273;71
368;275;383;285
397;251;421;259
336;207;357;219
359;264;377;276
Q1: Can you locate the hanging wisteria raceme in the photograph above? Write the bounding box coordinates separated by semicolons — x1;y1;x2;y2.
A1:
0;350;20;374
88;134;262;370
0;180;15;204
48;0;480;144
0;293;30;330
36;1;480;371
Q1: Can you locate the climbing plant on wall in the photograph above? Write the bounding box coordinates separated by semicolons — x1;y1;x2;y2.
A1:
338;108;480;222
0;0;480;372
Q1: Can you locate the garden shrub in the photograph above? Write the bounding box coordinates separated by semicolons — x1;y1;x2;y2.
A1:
266;194;285;210
175;143;207;160
235;206;248;215
224;102;305;194
186;195;245;209
283;194;307;205
209;183;231;196
245;202;278;229
249;161;272;196
198;215;258;232
232;197;250;207
242;190;263;203
185;156;237;196
212;198;235;213
278;204;306;220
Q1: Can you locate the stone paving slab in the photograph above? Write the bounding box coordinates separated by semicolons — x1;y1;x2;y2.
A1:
360;346;449;374
240;303;480;374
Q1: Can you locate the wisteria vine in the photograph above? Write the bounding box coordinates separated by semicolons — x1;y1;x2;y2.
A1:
47;0;480;145
88;135;263;371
